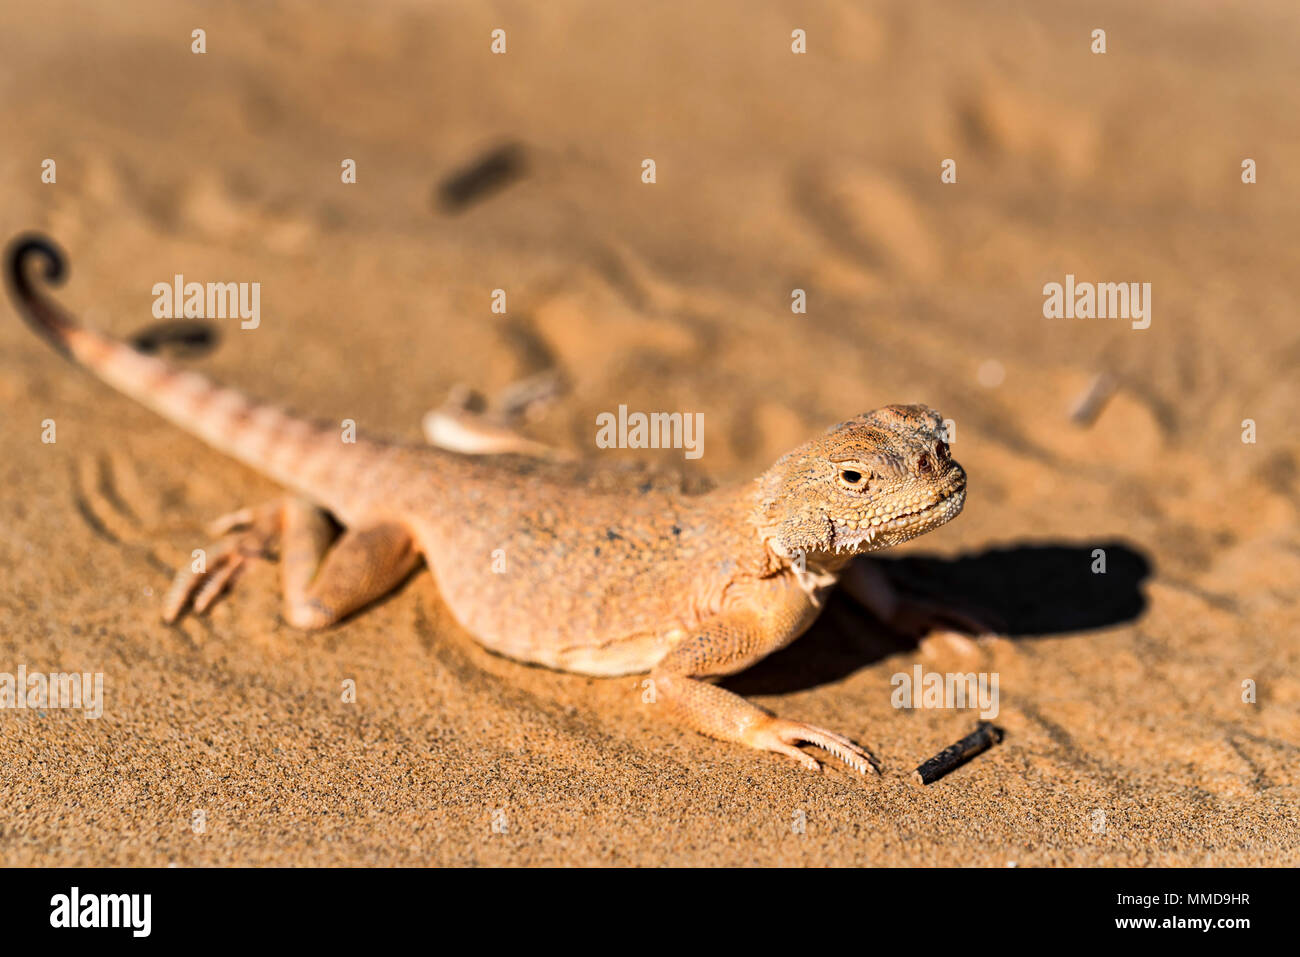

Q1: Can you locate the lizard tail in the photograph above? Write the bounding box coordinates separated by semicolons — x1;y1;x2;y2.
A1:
5;233;374;499
6;234;77;356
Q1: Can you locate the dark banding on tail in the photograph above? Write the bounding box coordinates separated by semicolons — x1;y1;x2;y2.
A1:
6;233;75;357
4;232;406;511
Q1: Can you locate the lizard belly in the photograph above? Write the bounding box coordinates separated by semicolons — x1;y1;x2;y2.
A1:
541;626;685;677
443;587;681;677
415;531;688;676
408;482;745;678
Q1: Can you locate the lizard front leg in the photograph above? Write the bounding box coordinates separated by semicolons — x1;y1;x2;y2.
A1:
838;558;997;653
650;581;878;774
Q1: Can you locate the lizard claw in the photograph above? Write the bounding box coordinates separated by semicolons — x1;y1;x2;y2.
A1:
163;503;282;623
750;717;880;775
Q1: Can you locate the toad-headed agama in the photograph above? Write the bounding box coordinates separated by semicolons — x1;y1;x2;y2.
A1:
8;234;973;774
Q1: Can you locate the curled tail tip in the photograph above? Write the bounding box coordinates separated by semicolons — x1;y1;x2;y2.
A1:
6;232;66;288
6;232;74;356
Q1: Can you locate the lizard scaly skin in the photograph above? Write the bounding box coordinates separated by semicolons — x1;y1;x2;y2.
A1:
7;235;967;774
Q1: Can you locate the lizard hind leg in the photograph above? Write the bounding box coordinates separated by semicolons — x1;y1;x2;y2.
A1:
278;501;420;630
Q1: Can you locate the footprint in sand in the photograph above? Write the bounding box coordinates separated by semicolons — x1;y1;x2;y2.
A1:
177;172;316;254
956;73;1100;181
791;165;940;282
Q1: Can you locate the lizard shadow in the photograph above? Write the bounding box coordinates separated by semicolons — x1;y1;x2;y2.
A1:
722;540;1152;698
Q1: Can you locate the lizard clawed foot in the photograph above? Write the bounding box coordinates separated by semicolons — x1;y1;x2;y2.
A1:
163;502;283;623
422;372;574;461
748;717;880;775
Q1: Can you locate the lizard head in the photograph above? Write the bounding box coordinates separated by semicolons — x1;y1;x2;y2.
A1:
755;404;966;561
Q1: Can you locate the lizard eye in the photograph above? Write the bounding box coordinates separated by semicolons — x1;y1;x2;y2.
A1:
916;454;933;475
837;469;868;490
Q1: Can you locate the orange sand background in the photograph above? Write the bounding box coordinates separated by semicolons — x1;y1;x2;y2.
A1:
1;0;1297;865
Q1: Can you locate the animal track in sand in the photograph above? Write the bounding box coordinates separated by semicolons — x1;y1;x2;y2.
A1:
790;165;940;281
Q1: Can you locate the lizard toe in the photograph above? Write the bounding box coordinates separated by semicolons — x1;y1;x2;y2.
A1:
751;718;879;775
191;553;248;614
162;523;277;622
768;741;822;772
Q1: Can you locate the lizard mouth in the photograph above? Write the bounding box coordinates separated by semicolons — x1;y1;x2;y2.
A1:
828;477;967;553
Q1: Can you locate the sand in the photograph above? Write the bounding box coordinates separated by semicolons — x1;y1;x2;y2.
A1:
1;0;1297;866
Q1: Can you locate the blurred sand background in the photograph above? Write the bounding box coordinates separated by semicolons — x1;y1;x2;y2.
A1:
1;0;1297;866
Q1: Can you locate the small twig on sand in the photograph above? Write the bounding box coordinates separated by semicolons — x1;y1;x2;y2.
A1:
1069;371;1118;427
436;142;527;212
129;319;220;358
913;722;1003;785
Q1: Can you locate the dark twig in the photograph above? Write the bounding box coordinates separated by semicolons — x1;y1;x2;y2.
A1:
913;722;1003;785
436;142;527;213
129;319;221;358
1069;371;1117;427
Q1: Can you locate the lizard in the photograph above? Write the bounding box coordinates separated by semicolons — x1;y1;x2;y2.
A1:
7;233;971;774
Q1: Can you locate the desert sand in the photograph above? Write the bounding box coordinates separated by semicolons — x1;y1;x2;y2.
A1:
1;0;1297;866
